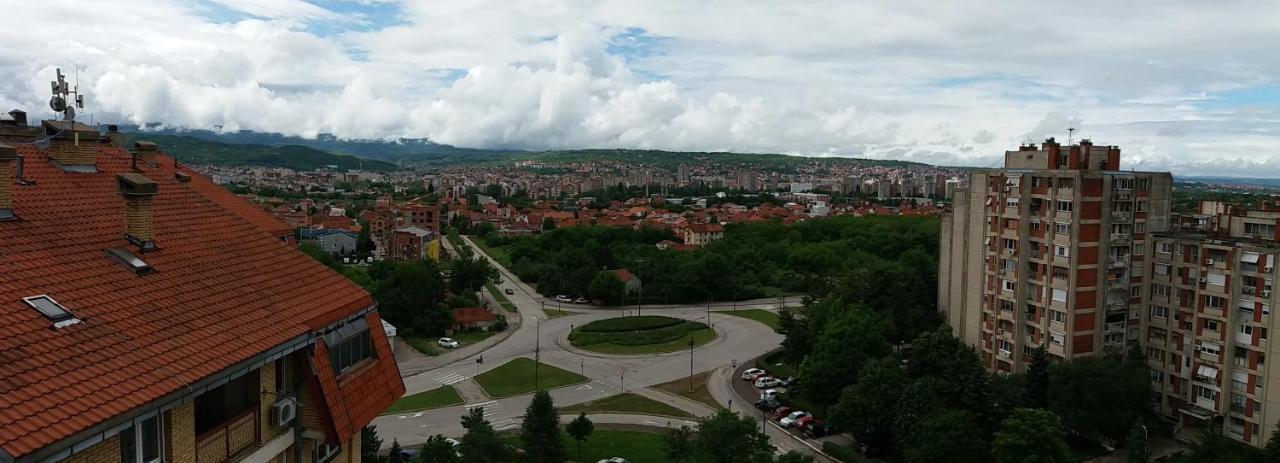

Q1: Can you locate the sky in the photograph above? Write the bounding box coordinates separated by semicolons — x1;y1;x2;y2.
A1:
2;1;1280;176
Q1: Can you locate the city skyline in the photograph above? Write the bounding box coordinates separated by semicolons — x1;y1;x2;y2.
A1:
4;1;1280;177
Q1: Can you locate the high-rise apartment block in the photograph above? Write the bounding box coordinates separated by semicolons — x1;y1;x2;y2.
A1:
939;138;1173;373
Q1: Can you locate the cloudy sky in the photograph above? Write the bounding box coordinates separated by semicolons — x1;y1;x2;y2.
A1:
3;1;1279;176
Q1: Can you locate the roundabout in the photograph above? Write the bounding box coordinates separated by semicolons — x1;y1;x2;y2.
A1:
568;315;717;355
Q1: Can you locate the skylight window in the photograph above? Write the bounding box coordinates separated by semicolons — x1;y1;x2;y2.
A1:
105;248;152;274
23;295;81;328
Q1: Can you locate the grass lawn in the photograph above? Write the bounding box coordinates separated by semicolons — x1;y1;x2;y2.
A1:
755;350;798;380
470;237;512;267
475;357;589;398
569;316;717;355
401;335;440;356
544;308;573;318
504;429;667;463
652;370;724;411
485;283;517;312
382;386;463;414
721;309;781;331
452;329;499;347
561;393;695;418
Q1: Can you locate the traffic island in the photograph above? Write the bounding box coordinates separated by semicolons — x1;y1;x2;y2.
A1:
474;357;589;398
568;315;716;355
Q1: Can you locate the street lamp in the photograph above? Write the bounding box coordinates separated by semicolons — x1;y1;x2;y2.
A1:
534;317;542;391
688;336;696;392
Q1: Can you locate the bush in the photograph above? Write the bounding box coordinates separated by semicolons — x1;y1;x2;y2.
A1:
570;322;708;347
822;442;869;463
576;315;686;333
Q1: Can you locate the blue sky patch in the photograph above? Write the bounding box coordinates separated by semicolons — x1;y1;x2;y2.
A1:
1199;85;1280;110
607;27;670;63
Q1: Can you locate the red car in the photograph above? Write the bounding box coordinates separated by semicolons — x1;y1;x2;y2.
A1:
772;406;793;421
794;416;815;430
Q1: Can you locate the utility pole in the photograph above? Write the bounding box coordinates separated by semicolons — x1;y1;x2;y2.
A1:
688;337;696;392
535;317;541;391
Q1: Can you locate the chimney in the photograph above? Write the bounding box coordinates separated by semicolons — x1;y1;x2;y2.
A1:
42;120;98;172
117;173;159;250
0;143;15;220
106;125;125;148
8;109;26;126
134;141;158;166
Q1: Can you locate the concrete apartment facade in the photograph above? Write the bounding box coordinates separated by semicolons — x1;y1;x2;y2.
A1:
1142;202;1280;445
939;138;1173;373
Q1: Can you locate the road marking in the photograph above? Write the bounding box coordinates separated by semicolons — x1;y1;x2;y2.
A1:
412;412;423;418
467;400;497;409
575;384;593;390
436;373;469;385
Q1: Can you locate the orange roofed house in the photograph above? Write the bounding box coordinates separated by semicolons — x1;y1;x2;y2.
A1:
0;118;404;463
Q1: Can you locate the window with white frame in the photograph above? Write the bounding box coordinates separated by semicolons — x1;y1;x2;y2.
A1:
1056;223;1070;235
1203;319;1220;332
1135;222;1147;233
1055;245;1070;257
1152;284;1170;298
1245;222;1276;237
1154;263;1170;275
1003;280;1016;292
1006;197;1019;208
1050;310;1066;324
1057;200;1073;212
1205;295;1226;309
1050;331;1065;345
1157;242;1174;254
119;414;165;463
1137;201;1148;212
1051;288;1067;302
1151;306;1169;319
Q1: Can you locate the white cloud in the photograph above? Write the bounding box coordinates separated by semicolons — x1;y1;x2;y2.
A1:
1;0;1279;176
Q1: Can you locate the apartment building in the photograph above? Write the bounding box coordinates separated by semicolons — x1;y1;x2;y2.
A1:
1142;201;1280;446
0;118;404;463
939;138;1173;373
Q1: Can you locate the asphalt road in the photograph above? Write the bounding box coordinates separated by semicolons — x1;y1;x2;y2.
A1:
371;235;827;459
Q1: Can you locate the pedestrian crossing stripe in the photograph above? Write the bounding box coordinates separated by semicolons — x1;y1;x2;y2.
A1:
436;373;468;385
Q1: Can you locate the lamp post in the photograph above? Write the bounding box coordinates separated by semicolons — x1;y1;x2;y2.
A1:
688;336;696;392
534;317;541;391
635;258;645;316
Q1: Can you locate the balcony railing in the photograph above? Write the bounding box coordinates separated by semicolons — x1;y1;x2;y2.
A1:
196;409;259;463
1112;211;1132;222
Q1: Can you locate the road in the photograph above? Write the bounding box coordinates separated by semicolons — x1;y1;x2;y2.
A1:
372;235;829;461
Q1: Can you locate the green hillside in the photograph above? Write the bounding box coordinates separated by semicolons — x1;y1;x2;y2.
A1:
122;133;398;171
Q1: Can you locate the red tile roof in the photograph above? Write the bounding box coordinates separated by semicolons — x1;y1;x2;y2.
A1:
311;313;404;444
452;307;497;324
687;223;725;233
0;142;385;459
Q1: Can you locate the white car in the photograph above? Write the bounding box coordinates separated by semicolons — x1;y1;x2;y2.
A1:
573;297;590;304
779;411;810;428
755;377;784;389
760;389;780;401
437;337;460;349
740;368;765;380
597;458;629;463
555;295;573;303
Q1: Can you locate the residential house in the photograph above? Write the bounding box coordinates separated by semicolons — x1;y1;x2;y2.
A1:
300;229;359;256
391;226;440;261
684;223;725;246
451;307;499;331
611;268;642;294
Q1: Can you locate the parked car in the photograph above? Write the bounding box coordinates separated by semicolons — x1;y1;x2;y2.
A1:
772;406;793;421
398;448;417;460
573;297;590;304
779;411;810;427
754;398;780;411
555;295;573;303
740;368;765;380
597;458;630;463
755;377;784;389
760;388;780;401
437;337;460;348
781;376;798;387
504;288;515;295
794;416;815;431
803;422;833;438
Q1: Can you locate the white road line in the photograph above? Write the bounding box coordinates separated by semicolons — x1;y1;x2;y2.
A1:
412;412;423;418
436;373;469;385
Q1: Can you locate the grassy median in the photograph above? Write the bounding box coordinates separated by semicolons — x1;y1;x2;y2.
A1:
383;386;463;414
569;316;715;355
561;393;695;418
474;357;588;398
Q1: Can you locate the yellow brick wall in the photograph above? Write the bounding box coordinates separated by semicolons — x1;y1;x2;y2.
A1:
260;361;290;441
0;160;13;209
169;402;196;463
63;435;120;463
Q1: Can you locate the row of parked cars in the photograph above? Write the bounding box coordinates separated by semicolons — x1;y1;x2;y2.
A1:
554;295;591;304
741;368;833;438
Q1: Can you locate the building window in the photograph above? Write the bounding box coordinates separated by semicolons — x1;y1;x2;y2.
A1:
1245;222;1276;237
1056;200;1073;212
1157;242;1174;254
1056;223;1070;235
1006;198;1019;209
1055;245;1070;257
1151;306;1169;319
120;414;165;463
1203;319;1220;332
315;442;341;463
1052;267;1069;280
1154;263;1170;275
1130;286;1142;298
1151;369;1163;383
195;372;260;435
1135;222;1147;233
1004;238;1017;250
1152;285;1170;298
1050;331;1065;346
1052;288;1067;302
1137;179;1152;192
1003;280;1016;292
1206;295;1226;309
1137;201;1148;212
1050;310;1066;324
1134;243;1145;255
325;318;374;375
275;354;293;396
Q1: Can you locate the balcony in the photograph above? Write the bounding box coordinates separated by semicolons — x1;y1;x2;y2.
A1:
1109;257;1128;268
196;409;260;463
1105;321;1126;334
1114;191;1133;201
1112;211;1132;222
1111;233;1130;245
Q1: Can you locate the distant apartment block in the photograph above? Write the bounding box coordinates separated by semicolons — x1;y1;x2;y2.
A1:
939;138;1173;373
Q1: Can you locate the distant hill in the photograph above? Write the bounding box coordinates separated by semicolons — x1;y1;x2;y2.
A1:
122;133;399;171
119;126;936;171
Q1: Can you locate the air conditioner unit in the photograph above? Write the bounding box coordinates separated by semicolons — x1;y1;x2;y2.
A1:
271;397;297;427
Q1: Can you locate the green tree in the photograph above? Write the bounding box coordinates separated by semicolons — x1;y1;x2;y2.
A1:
374;261;452;336
565;412;594;459
1025;346;1051;408
1265;421;1280;462
777;308;811;365
773;452;815;463
664;425;695;463
830;358;908;452
459;407;513;462
360;426;383;463
902;409;987;463
1128;421;1150;463
691;410;774;463
1048;354;1151;440
991;409;1071;463
798;306;892;407
448;255;498;295
356;221;375;256
299;241;340;270
541;216;557;231
519;390;566;463
386;440;404;463
588;271;626;305
416;435;461;463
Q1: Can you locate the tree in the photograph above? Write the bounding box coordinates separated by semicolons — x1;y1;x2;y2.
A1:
448;255;498;295
360;426;383;463
386;440;405;463
1048;354;1151;440
519;390;566;463
901;409;987;463
416;435;461;463
588;271;626;305
777;308;812;365
798;306;892;405
773;453;815;463
991;409;1071;463
565;412;594;459
831;358;908;453
356;221;376;256
542;216;557;231
459;407;513;462
374;261;452;336
1025;346;1051;408
1128;420;1150;463
691;410;774;463
664;425;695;463
299;241;340;270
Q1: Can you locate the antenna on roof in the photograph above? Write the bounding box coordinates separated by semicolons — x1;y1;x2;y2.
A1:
48;68;84;122
1067;127;1076;145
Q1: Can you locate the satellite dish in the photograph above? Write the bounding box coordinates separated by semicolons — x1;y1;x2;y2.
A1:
50;95;66;112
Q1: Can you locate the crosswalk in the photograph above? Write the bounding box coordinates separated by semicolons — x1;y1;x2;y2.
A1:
466;400;517;431
435;372;469;385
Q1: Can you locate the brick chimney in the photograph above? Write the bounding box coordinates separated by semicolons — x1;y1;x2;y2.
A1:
134;141;158;166
117;173;159;250
42;120;99;172
105;125;125;148
0;143;15;220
